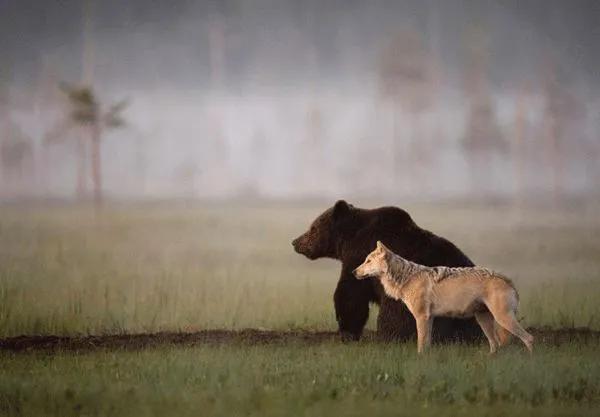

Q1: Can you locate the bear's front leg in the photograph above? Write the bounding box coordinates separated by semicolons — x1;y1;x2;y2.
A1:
333;273;372;342
376;295;416;342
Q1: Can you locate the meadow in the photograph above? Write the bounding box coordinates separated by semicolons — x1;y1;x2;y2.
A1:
1;200;599;416
2;342;600;417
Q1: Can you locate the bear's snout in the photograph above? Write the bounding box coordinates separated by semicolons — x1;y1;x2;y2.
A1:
291;237;301;251
292;234;319;259
291;235;306;255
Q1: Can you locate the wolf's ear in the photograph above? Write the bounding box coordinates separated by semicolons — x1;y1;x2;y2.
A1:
332;200;351;220
377;240;390;253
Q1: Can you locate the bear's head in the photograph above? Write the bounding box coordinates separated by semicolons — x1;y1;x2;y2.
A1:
292;200;354;260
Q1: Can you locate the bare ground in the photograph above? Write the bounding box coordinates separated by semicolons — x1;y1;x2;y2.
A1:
1;327;599;353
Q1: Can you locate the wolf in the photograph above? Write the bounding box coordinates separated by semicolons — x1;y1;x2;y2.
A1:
353;241;534;354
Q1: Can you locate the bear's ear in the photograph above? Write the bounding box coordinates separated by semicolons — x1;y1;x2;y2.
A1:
332;200;351;220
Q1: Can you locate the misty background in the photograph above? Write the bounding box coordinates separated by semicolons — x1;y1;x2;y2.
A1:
1;0;599;202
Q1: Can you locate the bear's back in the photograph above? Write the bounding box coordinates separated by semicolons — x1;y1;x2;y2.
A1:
345;205;474;269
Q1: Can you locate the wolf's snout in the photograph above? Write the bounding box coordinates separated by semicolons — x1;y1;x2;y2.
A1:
352;268;360;278
291;237;300;248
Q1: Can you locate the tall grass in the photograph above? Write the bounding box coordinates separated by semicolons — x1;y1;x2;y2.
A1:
1;202;599;337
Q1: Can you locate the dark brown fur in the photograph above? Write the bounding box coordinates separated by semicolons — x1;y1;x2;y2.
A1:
292;200;482;342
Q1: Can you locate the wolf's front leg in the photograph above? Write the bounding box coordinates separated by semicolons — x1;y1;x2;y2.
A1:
415;316;433;354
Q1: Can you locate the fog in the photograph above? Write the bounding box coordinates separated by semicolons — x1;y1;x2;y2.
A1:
1;0;599;202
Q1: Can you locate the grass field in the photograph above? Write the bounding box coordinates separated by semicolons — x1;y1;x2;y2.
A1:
1;200;599;416
2;342;600;417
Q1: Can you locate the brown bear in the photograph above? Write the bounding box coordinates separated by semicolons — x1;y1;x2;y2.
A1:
292;200;482;342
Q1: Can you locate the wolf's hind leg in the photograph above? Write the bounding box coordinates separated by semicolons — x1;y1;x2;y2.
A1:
485;290;533;353
494;322;512;346
490;311;534;353
474;311;498;354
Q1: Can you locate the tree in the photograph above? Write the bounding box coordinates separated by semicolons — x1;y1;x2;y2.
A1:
461;24;506;197
0;74;35;197
60;84;127;208
0;118;33;194
512;81;530;206
378;29;433;194
539;56;583;204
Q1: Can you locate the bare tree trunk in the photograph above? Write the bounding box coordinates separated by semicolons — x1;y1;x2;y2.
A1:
546;115;563;205
82;0;95;85
135;133;147;196
0;113;6;196
208;12;225;90
90;124;102;208
391;99;401;184
513;87;527;206
76;134;88;198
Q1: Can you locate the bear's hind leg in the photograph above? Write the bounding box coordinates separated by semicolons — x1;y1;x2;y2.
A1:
431;316;482;344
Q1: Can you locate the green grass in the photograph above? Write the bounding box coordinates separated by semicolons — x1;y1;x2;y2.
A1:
1;342;599;417
1;201;600;416
1;201;599;336
0;203;337;336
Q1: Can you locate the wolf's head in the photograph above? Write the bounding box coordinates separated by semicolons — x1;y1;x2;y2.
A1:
353;241;391;279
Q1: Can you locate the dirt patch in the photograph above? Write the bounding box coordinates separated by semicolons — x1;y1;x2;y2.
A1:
529;326;600;346
0;327;598;353
0;329;340;352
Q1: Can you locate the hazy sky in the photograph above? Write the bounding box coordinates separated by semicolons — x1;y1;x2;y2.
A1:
2;0;600;93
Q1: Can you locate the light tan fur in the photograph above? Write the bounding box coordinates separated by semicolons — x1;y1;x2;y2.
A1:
353;241;533;354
